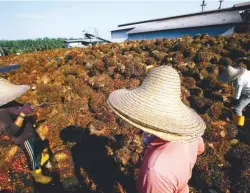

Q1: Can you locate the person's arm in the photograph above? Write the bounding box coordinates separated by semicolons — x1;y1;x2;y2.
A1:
232;79;245;100
198;137;205;156
233;84;243;100
0;111;19;136
0;104;35;137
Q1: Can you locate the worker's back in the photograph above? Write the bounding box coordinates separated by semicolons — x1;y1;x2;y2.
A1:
136;137;204;193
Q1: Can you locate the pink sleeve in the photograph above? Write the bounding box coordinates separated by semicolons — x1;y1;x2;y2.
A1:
137;169;176;193
197;137;205;155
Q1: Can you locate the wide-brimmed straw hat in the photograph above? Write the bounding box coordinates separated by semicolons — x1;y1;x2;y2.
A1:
0;78;30;107
107;66;206;142
218;66;245;83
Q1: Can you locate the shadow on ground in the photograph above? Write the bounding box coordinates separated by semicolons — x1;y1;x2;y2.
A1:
60;125;137;193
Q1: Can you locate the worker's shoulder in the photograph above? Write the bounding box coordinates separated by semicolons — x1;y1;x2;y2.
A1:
238;70;250;83
244;70;250;78
151;143;188;165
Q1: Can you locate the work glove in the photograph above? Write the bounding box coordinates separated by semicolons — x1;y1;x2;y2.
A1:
7;103;34;115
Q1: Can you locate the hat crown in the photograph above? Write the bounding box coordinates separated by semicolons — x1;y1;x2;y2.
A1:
140;66;181;100
218;65;246;83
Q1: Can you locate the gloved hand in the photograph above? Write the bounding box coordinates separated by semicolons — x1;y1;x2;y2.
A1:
21;103;38;127
0;106;37;145
7;103;34;115
22;103;35;114
0;103;37;138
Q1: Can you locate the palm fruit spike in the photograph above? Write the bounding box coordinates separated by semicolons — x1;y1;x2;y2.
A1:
145;65;154;72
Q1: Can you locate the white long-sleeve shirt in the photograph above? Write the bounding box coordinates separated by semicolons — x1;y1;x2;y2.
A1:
233;70;250;99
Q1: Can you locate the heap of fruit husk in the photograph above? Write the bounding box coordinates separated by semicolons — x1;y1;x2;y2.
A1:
0;33;250;193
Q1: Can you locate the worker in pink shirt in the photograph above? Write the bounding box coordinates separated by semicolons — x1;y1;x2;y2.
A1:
107;66;206;193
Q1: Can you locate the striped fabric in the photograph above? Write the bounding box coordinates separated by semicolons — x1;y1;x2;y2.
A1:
24;140;36;170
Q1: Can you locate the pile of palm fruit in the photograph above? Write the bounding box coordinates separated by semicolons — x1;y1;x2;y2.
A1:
0;33;250;193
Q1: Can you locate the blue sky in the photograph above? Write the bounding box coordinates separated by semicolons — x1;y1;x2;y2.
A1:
0;0;244;40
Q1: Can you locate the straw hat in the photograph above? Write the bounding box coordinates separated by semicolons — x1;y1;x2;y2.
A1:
107;66;206;142
218;66;245;83
0;78;30;106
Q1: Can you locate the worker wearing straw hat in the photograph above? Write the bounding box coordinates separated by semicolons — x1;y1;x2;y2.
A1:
0;78;52;184
218;66;250;126
107;66;206;193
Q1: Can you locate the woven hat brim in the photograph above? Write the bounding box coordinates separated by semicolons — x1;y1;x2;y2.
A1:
0;85;30;106
107;89;206;142
218;67;245;83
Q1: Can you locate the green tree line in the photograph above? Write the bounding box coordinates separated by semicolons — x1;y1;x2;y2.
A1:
0;37;67;55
